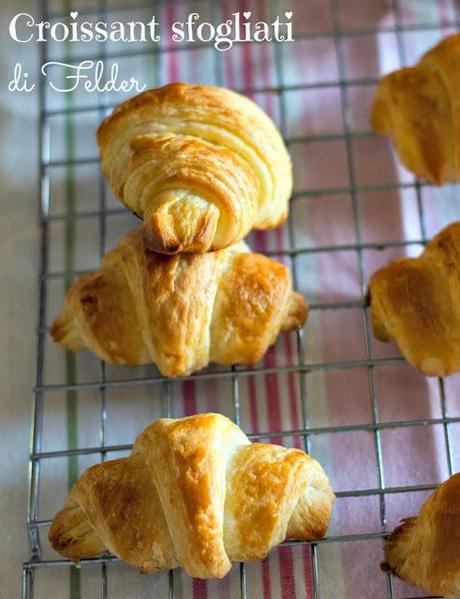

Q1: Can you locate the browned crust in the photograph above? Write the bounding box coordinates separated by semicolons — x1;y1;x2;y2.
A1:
371;33;460;184
50;229;307;377
97;82;292;254
381;474;460;596
368;221;460;376
97;83;270;145
210;253;307;365
49;413;334;578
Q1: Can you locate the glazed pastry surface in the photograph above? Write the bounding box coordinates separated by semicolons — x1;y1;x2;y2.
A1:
369;221;460;376
49;413;335;579
371;33;460;184
51;229;308;377
98;83;292;253
382;473;460;597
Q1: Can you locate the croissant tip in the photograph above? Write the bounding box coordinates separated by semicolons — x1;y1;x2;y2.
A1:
380;560;392;573
143;205;218;254
281;292;308;332
50;316;66;344
143;228;182;255
365;287;372;307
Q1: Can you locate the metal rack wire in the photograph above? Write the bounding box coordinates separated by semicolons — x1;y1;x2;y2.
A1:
23;0;458;597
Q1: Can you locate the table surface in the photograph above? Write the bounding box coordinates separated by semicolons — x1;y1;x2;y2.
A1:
0;0;38;596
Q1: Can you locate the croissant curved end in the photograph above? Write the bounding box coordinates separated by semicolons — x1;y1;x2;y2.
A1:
143;195;221;254
281;291;309;332
382;474;460;597
419;357;449;377
48;413;334;578
50;311;85;352
49;500;107;560
370;91;390;135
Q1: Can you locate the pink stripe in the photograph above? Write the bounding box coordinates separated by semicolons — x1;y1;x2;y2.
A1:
165;6;179;81
438;0;448;28
282;331;314;592
240;0;256;99
237;4;277;597
243;7;300;593
261;345;299;598
222;1;236;89
258;0;274;116
283;333;301;449
257;7;314;592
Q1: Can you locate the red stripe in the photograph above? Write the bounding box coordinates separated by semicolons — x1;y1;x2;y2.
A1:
279;546;296;599
262;557;272;597
303;545;314;597
251;2;302;594
183;379;197;416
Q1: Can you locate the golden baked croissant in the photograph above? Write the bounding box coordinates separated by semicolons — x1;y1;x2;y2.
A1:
49;413;335;578
371;34;460;184
382;473;460;596
51;229;307;377
97;83;292;254
368;221;460;377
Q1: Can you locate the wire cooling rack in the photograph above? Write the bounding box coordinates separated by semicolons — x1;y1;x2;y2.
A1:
23;0;459;597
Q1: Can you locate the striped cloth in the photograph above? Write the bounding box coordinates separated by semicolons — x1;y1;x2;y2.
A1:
34;1;460;598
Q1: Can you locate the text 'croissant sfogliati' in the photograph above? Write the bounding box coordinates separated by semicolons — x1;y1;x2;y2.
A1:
97;83;293;254
49;413;335;579
51;229;308;377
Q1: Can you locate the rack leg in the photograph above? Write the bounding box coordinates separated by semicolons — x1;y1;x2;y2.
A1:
22;566;34;599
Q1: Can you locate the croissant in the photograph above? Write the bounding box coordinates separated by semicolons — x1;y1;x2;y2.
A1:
49;413;335;578
371;33;460;184
97;83;292;254
382;473;460;596
368;221;460;377
51;229;307;377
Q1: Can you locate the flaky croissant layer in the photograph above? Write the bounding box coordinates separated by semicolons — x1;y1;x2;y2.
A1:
98;83;292;254
51;229;308;377
382;473;460;597
371;33;460;184
369;221;460;377
49;413;335;578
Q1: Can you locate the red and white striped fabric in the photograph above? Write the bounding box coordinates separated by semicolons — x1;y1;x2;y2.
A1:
27;1;460;598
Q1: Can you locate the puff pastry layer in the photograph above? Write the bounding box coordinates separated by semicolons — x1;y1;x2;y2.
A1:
369;221;460;376
98;83;292;253
49;413;335;578
382;473;460;597
371;34;460;184
51;229;307;377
